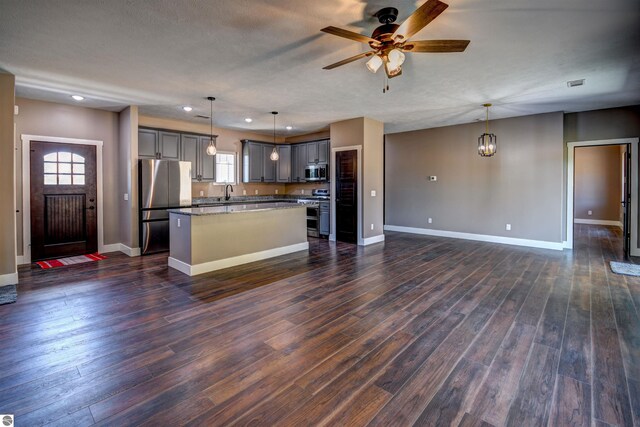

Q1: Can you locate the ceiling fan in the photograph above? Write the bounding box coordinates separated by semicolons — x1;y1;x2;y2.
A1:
321;0;469;79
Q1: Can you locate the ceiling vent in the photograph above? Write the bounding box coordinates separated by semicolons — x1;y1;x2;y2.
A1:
567;79;585;88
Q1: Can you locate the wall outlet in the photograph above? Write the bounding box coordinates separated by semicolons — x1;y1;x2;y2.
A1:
371;190;376;197
301;189;305;195
255;189;259;195
275;189;279;194
371;223;374;230
429;176;437;182
177;218;181;228
243;189;247;195
428;217;432;224
123;193;128;201
506;224;511;231
588;210;592;216
199;190;204;197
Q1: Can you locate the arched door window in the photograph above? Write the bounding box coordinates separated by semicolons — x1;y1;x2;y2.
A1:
43;152;85;185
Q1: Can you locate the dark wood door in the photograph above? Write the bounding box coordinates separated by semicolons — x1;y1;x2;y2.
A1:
623;143;631;259
30;141;97;261
336;150;358;243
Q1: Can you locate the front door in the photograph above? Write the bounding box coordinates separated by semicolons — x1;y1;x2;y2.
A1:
30;141;97;261
335;150;358;243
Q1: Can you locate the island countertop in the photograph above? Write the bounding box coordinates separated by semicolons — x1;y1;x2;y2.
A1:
168;202;304;216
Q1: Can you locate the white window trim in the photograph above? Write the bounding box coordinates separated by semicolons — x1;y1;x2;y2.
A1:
212;151;238;185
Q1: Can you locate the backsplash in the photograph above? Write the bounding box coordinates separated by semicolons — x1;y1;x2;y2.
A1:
191;181;329;198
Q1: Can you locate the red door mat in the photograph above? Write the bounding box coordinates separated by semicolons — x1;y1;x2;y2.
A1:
36;253;107;269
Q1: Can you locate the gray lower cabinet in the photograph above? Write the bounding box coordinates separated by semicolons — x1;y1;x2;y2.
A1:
243;141;276;183
138;129;181;160
180;134;216;181
276;145;291;183
319;201;330;236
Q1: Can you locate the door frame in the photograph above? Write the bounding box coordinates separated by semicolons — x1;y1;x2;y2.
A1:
566;137;639;255
330;145;363;245
21;135;105;264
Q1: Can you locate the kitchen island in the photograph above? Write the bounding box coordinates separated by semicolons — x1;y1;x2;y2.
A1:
166;202;308;276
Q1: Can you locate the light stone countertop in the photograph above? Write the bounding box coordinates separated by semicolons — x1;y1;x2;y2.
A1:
168;202;305;216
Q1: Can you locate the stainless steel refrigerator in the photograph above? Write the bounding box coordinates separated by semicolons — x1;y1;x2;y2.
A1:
139;159;192;254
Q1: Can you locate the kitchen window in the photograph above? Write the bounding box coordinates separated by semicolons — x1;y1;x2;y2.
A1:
215;152;236;184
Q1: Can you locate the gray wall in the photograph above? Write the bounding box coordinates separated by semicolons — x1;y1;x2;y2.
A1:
574;145;622;222
118;107;139;249
14;98;120;255
385;112;564;243
0;72;17;283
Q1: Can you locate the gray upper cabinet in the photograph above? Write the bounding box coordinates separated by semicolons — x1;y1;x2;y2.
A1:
242;140;277;183
159;131;181;160
317;140;329;163
138;129;181;160
276;145;291;183
307;142;317;164
296;144;308;182
198;137;216;181
180;134;199;180
138;129;158;159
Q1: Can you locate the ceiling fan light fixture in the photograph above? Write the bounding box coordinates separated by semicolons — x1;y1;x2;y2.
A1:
366;54;383;73
385;60;402;77
387;48;405;69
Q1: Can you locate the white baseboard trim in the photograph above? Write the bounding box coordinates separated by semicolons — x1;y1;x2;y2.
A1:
120;244;141;257
0;272;19;286
384;225;564;251
574;219;623;228
169;242;310;276
100;243;121;254
360;234;385;246
16;255;26;266
563;240;572;249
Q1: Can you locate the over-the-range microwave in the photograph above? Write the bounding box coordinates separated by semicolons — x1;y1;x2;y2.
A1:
305;164;328;182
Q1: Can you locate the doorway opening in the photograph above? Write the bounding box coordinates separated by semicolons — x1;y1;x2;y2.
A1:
567;137;639;259
330;146;362;244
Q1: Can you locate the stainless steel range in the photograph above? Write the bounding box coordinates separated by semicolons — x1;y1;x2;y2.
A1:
297;189;330;238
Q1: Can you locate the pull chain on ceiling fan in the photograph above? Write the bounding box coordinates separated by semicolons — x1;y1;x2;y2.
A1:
320;0;469;83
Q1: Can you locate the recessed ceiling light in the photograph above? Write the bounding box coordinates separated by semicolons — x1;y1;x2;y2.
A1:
245;118;253;123
567;79;585;88
286;126;293;130
71;95;84;101
182;106;193;112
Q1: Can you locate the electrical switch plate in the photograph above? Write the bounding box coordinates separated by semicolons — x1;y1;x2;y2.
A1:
275;189;279;194
243;190;247;195
428;218;432;224
123;193;128;201
255;190;259;195
177;218;181;228
371;190;376;197
371;224;374;230
588;210;592;216
506;224;511;231
199;190;204;197
301;189;304;195
14;105;19;115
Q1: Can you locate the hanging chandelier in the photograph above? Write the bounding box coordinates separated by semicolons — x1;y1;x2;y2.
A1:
478;103;496;157
206;96;217;156
270;112;279;161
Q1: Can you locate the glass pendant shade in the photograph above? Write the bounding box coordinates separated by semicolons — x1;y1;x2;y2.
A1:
366;54;383;73
477;133;497;157
270;147;279;161
387;49;405;69
385;60;402;77
206;138;217;156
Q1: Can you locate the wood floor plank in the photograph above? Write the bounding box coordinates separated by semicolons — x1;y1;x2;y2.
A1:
549;374;591;427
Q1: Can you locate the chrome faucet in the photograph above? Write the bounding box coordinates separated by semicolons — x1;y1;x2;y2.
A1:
224;184;233;201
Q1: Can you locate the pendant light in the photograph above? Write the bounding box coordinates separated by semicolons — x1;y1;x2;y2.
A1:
206;96;217;156
270;111;279;161
478;103;497;157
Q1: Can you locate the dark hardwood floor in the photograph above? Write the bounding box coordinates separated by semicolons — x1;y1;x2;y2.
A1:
2;225;639;426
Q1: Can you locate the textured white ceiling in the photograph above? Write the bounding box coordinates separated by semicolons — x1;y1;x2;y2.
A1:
1;0;638;135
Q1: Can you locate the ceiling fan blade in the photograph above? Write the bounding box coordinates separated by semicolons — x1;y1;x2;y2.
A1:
392;0;449;42
323;52;375;70
403;39;470;52
321;26;380;45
